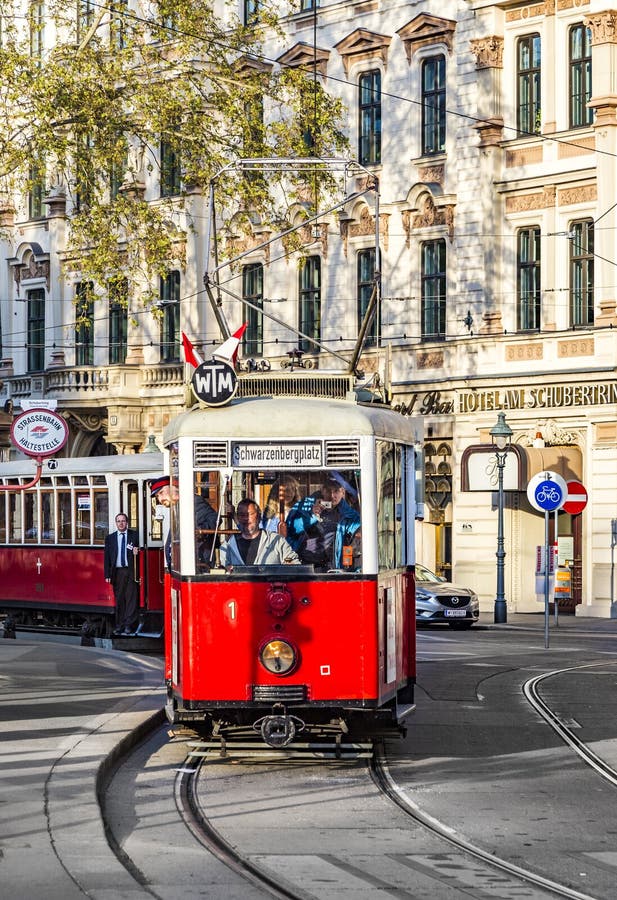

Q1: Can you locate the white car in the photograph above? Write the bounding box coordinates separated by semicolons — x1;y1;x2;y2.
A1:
415;564;480;628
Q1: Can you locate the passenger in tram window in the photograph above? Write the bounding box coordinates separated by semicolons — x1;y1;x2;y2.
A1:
220;499;300;567
261;475;301;537
286;472;361;571
104;512;140;635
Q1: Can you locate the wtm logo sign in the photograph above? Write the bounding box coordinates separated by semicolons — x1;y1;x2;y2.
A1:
191;360;238;407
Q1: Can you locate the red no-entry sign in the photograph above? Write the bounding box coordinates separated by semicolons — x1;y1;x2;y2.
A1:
562;480;588;515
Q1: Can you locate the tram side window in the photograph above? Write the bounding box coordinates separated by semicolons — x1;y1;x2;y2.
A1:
0;494;5;542
41;489;55;542
394;444;405;568
93;490;108;544
58;491;72;543
9;493;22;542
376;440;395;571
24;492;39;542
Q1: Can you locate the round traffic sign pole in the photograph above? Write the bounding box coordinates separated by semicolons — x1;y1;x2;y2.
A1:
562;480;588;515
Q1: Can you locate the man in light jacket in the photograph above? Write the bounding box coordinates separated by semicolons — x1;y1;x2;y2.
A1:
221;499;300;567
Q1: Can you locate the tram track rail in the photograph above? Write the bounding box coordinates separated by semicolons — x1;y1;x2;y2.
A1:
371;744;599;900
523;661;617;789
174;754;310;900
102;657;617;900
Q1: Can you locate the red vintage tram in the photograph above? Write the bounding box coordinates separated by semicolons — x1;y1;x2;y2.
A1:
0;453;165;638
163;393;423;746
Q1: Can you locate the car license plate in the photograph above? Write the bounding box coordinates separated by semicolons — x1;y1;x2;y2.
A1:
445;609;467;617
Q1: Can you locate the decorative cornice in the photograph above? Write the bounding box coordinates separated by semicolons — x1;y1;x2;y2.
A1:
396;14;456;63
505;186;556;213
334;28;392;76
234;55;273;76
277;42;330;76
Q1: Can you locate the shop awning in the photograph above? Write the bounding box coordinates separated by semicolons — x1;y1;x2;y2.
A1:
461;443;582;491
524;446;582;482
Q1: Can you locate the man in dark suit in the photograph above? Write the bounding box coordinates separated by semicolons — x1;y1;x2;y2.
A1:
104;513;139;635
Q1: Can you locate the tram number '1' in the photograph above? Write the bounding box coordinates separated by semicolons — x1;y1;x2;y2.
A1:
225;600;237;622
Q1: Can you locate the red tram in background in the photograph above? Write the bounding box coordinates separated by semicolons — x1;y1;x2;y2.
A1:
163;395;423;746
0;453;165;638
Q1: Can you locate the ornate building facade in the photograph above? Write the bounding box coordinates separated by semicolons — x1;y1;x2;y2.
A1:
1;0;616;616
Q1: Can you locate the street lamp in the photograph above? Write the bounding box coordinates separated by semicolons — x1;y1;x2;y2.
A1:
490;412;513;624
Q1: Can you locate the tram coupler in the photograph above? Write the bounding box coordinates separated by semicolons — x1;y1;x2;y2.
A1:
255;703;306;748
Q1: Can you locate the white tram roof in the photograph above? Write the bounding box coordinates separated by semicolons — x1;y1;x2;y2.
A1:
164;397;422;444
0;452;163;478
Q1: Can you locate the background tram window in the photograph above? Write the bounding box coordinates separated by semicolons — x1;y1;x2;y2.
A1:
57;491;72;543
93;490;108;544
9;493;23;542
41;490;55;542
126;483;138;532
24;491;39;542
0;493;5;542
376;440;395;571
75;492;92;543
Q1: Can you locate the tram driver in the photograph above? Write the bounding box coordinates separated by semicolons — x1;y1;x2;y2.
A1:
220;499;300;567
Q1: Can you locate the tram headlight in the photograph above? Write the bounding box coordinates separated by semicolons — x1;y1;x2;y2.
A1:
259;638;297;675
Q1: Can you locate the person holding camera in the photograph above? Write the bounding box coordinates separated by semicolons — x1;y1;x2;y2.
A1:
286;473;360;570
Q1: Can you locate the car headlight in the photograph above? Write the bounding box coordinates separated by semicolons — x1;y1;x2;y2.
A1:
259;638;297;675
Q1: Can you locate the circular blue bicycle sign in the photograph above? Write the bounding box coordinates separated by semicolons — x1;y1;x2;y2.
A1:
526;471;567;513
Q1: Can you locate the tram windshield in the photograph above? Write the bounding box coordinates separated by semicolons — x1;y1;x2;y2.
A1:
191;467;362;573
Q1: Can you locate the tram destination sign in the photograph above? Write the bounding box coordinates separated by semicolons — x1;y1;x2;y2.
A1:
231;441;323;468
191;359;237;407
11;408;69;458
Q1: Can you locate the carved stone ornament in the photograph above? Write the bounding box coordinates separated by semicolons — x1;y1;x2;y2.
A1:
61;410;104;433
12;253;51;294
299;221;329;257
334;28;392;76
521;420;577;447
585;11;617;44
277;42;330;76
558;184;597;206
417;165;444;184
226;221;271;266
505;186;556;213
396;14;456;63
469;36;504;69
403;197;455;243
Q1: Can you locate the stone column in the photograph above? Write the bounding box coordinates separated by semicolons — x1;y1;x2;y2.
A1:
470;34;504;317
586;11;617;323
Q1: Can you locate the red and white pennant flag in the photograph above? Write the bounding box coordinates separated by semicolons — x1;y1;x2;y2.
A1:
181;323;248;369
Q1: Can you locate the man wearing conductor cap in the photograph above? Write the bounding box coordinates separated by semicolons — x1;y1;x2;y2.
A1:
286;471;361;571
150;476;176;569
150;475;224;570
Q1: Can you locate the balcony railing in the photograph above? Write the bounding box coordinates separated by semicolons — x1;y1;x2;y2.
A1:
2;363;185;406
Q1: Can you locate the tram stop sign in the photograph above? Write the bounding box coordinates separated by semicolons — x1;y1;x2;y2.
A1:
526;470;567;513
10;408;69;458
562;480;588;515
